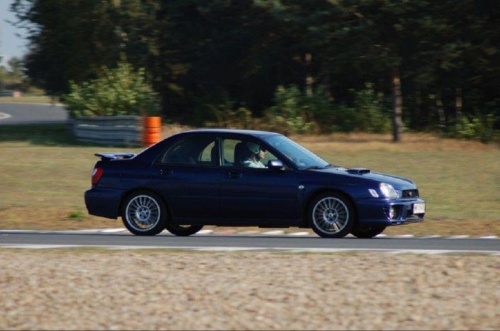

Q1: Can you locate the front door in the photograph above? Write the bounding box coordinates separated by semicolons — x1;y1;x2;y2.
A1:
219;138;299;224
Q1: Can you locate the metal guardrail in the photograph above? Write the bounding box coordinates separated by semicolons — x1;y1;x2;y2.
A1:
0;91;15;97
72;116;142;146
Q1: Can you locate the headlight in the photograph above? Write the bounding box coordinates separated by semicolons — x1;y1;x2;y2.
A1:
380;183;399;199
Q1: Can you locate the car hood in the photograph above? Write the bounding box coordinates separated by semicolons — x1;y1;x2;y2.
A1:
314;167;417;190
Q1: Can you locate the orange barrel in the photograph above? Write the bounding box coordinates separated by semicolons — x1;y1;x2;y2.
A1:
142;116;162;147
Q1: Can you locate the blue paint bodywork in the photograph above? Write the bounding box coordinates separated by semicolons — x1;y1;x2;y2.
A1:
85;129;425;230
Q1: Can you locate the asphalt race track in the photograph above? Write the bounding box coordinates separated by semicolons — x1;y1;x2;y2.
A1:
1;230;499;255
1;103;498;255
0;103;67;125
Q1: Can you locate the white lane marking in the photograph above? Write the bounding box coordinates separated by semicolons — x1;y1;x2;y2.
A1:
392;234;415;238
448;235;470;239
386;249;453;255
287;232;310;236
0;244;82;249
0;112;12;120
0;229;498;240
1;244;499;255
193;247;266;252
262;230;285;235
100;228;127;233
196;230;214;235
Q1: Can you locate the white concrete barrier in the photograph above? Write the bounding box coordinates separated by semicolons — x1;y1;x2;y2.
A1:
71;116;142;146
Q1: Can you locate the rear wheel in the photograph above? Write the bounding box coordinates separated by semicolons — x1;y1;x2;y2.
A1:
165;224;204;236
309;193;354;238
350;225;386;238
122;191;166;236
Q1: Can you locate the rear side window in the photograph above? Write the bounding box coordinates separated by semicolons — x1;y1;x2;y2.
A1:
159;135;218;166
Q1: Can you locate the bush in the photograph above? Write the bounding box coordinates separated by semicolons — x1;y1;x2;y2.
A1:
456;113;498;143
207;105;254;129
202;93;255;129
268;85;315;134
330;83;391;133
302;85;334;133
63;62;160;118
350;83;391;133
200;83;391;135
266;83;390;134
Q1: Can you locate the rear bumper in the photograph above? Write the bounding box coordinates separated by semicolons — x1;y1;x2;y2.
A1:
84;187;123;219
356;198;425;227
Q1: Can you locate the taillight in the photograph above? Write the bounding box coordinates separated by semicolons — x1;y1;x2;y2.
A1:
91;167;103;186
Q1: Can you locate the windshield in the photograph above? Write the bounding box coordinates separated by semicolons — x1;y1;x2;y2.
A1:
264;135;330;169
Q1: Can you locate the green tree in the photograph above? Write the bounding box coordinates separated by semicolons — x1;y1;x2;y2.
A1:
63;62;159;117
11;0;119;95
7;57;24;78
10;0;500;139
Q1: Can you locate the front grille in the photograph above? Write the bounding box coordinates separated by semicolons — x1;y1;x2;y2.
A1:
402;189;419;198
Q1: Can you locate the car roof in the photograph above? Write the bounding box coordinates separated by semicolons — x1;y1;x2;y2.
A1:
136;128;283;161
178;128;281;138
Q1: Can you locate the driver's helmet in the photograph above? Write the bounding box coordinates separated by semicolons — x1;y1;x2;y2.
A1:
246;142;260;154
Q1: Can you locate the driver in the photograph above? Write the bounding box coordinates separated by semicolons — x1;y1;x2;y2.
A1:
242;142;267;168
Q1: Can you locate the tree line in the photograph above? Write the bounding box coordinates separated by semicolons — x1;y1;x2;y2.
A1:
11;0;500;141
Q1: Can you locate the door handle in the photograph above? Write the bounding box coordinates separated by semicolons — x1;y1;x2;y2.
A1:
160;168;173;176
227;171;242;179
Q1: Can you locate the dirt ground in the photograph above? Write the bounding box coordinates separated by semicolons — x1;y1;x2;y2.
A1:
0;249;498;330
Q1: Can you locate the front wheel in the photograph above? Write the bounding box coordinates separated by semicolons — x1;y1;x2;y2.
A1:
122;191;166;236
350;225;386;238
309;193;355;238
165;224;204;237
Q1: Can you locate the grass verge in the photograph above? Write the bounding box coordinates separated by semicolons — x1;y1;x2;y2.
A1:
0;95;58;104
0;124;498;236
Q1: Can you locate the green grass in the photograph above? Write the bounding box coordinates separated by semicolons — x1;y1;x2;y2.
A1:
0;125;499;235
0;95;59;104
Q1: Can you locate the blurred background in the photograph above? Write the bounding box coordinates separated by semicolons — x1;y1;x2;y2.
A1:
0;0;498;234
1;0;499;142
1;4;498;330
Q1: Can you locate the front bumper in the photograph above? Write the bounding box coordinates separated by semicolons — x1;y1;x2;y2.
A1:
356;198;425;227
84;187;123;220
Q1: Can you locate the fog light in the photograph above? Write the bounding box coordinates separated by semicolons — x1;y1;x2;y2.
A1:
389;207;396;219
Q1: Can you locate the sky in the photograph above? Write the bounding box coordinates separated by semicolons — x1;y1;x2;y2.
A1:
0;0;28;62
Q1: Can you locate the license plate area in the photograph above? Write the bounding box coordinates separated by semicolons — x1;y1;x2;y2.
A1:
413;203;426;214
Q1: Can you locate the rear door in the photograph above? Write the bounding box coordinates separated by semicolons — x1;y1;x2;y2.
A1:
149;134;221;222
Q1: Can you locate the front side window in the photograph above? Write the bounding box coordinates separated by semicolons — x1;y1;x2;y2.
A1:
221;138;279;168
159;135;217;166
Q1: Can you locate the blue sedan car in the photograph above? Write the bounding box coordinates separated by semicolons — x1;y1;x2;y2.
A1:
85;129;425;238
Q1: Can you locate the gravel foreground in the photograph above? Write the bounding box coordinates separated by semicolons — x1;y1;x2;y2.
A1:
0;250;499;330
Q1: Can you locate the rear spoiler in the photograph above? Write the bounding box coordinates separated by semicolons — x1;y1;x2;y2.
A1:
94;153;136;161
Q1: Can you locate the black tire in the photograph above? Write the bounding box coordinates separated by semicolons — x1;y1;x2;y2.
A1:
165;224;204;237
121;190;166;236
308;192;355;238
350;225;386;238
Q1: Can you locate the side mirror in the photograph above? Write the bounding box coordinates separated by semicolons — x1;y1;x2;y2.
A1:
267;159;284;170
